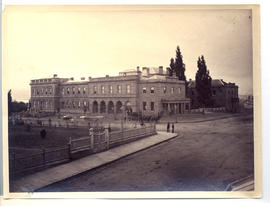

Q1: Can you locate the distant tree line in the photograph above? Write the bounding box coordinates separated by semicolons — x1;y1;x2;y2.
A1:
168;46;212;108
8;90;28;115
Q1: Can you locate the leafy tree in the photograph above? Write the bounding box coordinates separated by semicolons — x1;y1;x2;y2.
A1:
8;90;27;114
169;58;175;76
195;55;212;107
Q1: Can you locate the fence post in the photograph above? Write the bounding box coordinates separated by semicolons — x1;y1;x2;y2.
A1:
89;128;94;151
105;127;109;150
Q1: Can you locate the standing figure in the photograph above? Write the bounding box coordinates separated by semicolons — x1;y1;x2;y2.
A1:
172;122;175;133
167;122;170;133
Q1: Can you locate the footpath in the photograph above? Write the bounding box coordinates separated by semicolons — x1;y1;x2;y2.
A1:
10;131;178;192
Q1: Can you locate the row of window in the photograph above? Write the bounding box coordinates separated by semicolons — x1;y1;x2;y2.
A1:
32;100;53;108
191;89;238;96
62;85;131;95
61;100;88;109
142;87;181;94
32;88;53;96
142;102;155;111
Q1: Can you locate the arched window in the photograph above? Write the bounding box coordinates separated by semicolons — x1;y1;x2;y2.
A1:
108;101;114;114
116;101;123;113
93;101;98;113
150;87;155;93
100;101;106;113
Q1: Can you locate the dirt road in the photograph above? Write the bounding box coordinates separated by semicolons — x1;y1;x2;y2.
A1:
38;114;254;191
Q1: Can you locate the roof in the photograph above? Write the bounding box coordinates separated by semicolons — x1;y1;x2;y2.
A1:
188;79;236;88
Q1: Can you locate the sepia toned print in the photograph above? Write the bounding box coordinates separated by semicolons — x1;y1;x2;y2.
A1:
2;5;261;198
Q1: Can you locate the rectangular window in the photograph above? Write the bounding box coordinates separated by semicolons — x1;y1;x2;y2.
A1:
83;87;86;94
178;88;181;94
143;102;147;110
127;85;131;94
163;87;167;94
78;88;81;94
78;101;81;108
72;87;75;94
143;87;147;93
171;87;174;94
151;102;154;111
94;86;97;94
101;86;105;94
117;85;122;93
150;87;155;93
109;85;113;94
67;88;70;94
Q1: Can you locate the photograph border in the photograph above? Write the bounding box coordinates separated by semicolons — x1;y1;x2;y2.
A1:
1;4;261;199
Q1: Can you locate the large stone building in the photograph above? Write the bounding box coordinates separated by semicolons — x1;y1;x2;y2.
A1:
187;79;239;112
29;67;191;117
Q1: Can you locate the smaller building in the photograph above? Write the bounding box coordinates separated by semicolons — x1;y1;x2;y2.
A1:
187;79;239;112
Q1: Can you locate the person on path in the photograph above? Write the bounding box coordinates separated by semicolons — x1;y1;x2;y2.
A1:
167;122;170;133
172;122;175;133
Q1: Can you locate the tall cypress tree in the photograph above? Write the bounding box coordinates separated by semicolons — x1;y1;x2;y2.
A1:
169;46;186;81
174;46;186;81
195;55;212;107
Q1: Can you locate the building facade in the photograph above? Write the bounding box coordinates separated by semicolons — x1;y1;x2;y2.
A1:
29;67;191;117
187;79;239;112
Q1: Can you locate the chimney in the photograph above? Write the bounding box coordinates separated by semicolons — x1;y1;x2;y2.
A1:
137;66;140;72
158;66;163;74
81;77;85;80
106;75;109;78
70;77;74;81
88;76;92;80
53;74;58;78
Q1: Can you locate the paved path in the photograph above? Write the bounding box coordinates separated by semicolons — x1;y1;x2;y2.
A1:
10;132;178;192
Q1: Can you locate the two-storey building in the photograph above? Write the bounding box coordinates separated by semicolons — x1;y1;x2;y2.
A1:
29;66;191;117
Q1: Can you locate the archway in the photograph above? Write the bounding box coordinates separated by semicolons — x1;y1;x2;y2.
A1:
108;101;114;114
100;101;106;113
92;101;98;113
116;101;123;113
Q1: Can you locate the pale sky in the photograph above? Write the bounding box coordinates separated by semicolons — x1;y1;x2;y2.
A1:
3;6;253;101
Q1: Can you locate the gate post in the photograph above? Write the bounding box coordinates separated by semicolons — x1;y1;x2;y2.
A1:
89;128;94;150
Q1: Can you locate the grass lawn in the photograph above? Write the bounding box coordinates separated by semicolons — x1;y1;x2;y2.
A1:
8;125;90;150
